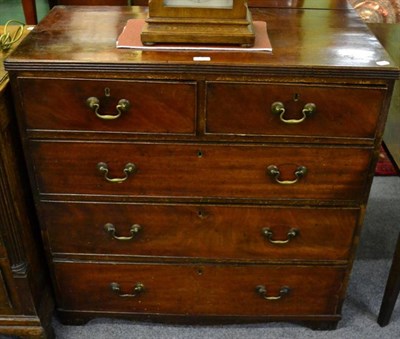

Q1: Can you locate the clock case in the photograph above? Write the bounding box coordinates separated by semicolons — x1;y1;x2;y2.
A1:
141;0;255;47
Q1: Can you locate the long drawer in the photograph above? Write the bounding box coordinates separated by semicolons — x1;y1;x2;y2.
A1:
206;82;386;139
18;77;196;135
40;201;359;261
53;261;346;316
30;141;372;202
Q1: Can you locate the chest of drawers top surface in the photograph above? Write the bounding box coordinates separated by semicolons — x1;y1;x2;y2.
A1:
4;6;399;79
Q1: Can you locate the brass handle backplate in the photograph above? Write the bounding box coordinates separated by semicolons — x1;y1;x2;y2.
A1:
267;165;307;185
271;101;316;124
86;96;130;120
110;282;144;298
97;162;136;183
262;227;299;244
104;223;142;241
255;285;290;301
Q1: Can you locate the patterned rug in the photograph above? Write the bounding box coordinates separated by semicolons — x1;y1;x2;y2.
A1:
375;144;399;175
349;0;400;23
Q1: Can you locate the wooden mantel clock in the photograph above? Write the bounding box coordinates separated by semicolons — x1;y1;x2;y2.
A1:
141;0;255;46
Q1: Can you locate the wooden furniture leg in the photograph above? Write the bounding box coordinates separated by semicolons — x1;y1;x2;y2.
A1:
368;21;400;328
378;232;400;326
21;0;37;24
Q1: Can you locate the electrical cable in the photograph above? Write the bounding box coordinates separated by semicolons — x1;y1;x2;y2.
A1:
0;20;25;51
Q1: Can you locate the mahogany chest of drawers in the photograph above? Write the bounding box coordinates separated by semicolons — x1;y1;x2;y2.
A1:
5;5;400;330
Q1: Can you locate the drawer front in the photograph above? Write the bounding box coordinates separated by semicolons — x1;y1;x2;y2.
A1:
206;82;386;139
31;141;372;201
54;261;346;316
19;78;196;134
41;201;359;261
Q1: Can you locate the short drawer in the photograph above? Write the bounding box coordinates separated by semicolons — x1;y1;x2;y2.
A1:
19;77;196;135
53;261;346;316
41;201;359;261
206;82;386;139
31;141;372;202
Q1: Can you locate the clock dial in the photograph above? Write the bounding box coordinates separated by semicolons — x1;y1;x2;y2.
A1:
163;0;233;9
